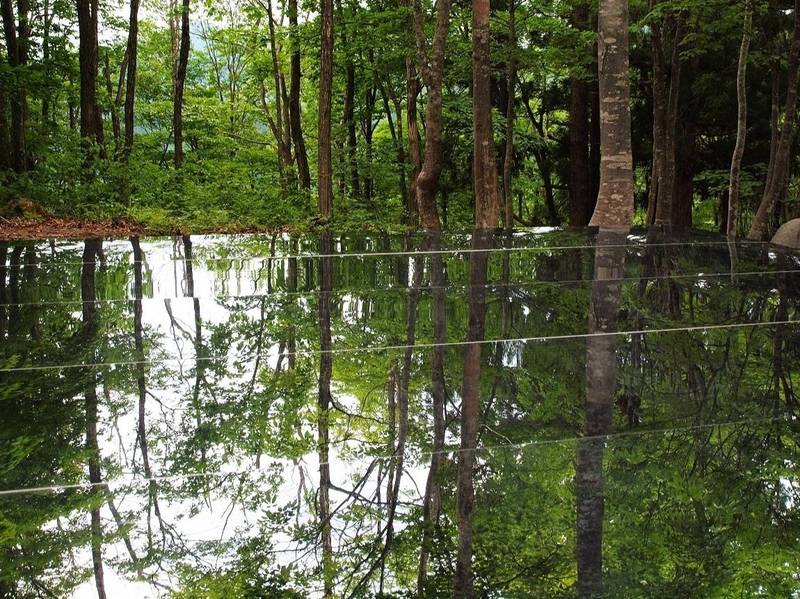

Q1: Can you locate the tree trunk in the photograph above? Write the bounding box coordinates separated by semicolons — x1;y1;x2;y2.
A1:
654;17;684;225
590;0;634;226
172;0;190;168
727;3;752;237
648;14;666;224
267;0;292;193
318;232;334;596
454;230;492;597
748;0;800;240
2;0;28;171
590;82;601;204
344;60;359;198
0;88;11;170
318;0;334;216
503;0;517;231
576;228;626;598
288;0;311;189
406;60;422;224
103;51;121;151
569;5;593;227
77;0;104;147
412;0;452;231
472;0;500;228
122;0;140;159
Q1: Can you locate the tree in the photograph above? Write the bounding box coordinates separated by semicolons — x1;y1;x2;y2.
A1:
590;0;634;226
472;0;500;229
412;0;452;231
318;0;334;216
172;0;190;167
77;0;104;147
1;0;28;171
726;0;752;238
748;0;800;240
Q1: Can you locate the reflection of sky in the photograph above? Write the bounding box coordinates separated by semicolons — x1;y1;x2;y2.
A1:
62;237;426;597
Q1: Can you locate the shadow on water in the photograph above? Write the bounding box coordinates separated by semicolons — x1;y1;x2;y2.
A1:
1;228;800;597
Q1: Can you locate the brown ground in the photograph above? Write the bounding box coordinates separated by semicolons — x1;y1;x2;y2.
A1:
0;216;150;240
0;216;293;241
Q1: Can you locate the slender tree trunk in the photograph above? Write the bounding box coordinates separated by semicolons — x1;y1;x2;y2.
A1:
103;52;121;150
576;228;626;598
122;0;140;159
267;0;292;193
472;0;500;228
748;0;800;240
412;0;452;231
288;0;311;189
172;0;190;168
569;5;593;226
654;18;684;225
380;83;409;212
344;60;359;198
318;232;334;596
77;0;104;148
648;15;666;224
590;0;634;226
406;60;422;224
318;0;334;216
0;88;10;170
503;0;517;231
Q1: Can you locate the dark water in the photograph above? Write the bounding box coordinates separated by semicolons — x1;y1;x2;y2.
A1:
1;229;799;598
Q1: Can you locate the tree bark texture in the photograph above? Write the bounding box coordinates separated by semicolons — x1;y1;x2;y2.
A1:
318;0;334;216
569;5;593;227
590;0;634;227
172;0;190;167
77;0;105;146
472;0;500;229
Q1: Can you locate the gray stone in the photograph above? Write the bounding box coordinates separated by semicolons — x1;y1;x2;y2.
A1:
771;219;800;249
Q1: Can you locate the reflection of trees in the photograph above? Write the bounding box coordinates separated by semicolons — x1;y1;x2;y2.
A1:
80;239;108;599
575;228;627;598
455;229;492;597
2;233;800;597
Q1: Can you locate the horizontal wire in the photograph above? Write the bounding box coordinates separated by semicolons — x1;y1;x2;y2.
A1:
0;413;789;497
0;319;796;374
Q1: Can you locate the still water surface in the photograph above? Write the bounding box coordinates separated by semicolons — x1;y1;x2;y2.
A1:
1;229;799;597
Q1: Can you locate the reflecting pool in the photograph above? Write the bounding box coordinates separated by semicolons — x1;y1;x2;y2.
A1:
1;228;799;597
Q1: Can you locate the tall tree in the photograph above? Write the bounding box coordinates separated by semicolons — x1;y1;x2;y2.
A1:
472;0;500;228
318;0;334;216
590;0;634;226
569;3;593;226
77;0;104;147
2;0;28;171
503;0;517;231
172;0;190;167
412;0;452;231
288;0;311;189
748;0;800;240
654;17;685;225
122;0;141;159
727;1;752;238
